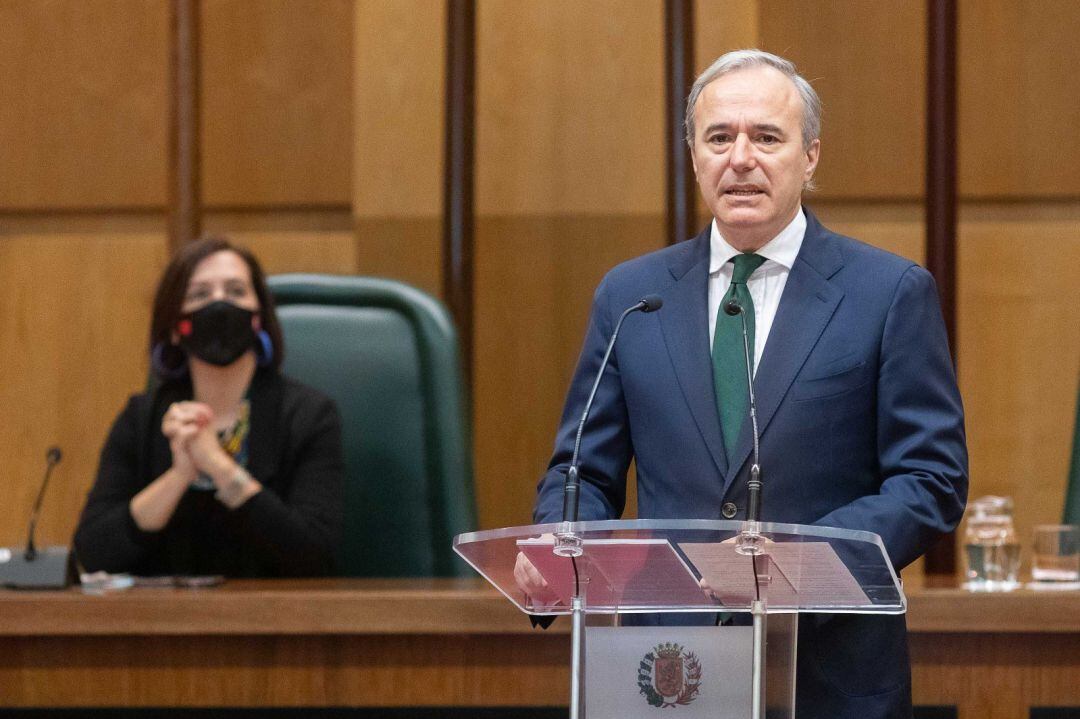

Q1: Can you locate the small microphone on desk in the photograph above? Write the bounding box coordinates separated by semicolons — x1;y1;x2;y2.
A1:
26;446;62;561
555;294;663;557
0;446;74;589
723;300;766;555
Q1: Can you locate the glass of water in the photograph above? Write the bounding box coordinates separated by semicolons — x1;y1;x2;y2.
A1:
1031;524;1079;584
963;496;1020;591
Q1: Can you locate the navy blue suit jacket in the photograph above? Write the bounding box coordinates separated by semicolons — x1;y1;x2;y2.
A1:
534;209;968;718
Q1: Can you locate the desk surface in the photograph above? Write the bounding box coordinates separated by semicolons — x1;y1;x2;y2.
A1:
1;578;1077;636
1;579;1077;714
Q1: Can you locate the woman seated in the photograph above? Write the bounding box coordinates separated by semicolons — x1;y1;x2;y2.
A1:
74;236;344;577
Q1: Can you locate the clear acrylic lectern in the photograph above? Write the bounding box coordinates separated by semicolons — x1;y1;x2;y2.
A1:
454;519;904;719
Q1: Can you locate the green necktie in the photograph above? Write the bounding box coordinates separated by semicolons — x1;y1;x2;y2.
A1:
713;253;766;459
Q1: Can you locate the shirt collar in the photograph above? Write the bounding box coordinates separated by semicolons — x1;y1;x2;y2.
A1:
709;206;807;274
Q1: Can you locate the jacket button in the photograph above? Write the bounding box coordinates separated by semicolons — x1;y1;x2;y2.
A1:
721;502;738;519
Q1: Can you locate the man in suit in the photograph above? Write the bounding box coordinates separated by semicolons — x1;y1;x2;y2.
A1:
523;50;968;718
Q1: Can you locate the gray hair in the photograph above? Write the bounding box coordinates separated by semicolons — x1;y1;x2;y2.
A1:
684;49;822;150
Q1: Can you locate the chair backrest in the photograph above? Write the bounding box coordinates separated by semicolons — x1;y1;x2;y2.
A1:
268;274;477;577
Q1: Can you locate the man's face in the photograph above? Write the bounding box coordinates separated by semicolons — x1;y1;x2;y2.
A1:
690;65;820;251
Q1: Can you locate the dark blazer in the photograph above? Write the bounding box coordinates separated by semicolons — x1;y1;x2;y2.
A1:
74;369;344;578
534;208;968;719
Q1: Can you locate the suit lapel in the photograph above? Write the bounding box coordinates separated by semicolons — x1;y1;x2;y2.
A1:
723;210;845;493
658;229;729;478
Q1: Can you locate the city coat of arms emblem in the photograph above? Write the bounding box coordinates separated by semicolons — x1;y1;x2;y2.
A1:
637;642;703;708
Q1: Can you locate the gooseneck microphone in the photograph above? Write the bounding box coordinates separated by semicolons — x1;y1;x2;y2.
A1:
0;446;71;588
25;446;63;561
723;299;764;526
554;294;663;556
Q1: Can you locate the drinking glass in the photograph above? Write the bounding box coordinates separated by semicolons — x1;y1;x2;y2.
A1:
963;496;1020;591
1031;524;1079;583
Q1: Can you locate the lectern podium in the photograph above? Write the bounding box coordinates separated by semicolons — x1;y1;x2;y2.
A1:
454;519;904;718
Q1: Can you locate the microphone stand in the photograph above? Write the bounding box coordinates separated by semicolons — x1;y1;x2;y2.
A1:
554;295;662;558
723;299;766;557
25;448;62;561
1;447;72;589
724;299;769;719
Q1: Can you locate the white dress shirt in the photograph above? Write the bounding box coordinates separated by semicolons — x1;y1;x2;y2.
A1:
707;208;806;374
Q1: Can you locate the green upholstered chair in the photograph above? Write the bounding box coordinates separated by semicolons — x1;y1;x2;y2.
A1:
268;274;477;577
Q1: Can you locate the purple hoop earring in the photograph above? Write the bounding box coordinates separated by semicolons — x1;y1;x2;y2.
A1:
256;329;274;367
151;342;189;379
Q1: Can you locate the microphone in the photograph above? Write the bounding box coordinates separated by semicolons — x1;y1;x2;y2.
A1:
723;300;766;554
639;294;664;313
0;446;74;589
554;294;663;557
25;446;63;561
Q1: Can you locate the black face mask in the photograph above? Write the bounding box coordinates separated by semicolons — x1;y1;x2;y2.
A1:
178;301;258;367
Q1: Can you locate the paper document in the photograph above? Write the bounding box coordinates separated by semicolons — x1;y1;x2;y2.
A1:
679;541;870;609
518;537;710;611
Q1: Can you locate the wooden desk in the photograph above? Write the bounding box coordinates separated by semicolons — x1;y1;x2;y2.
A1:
0;579;1077;718
906;587;1080;719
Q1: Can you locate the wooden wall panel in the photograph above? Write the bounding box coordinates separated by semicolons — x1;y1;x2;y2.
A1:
0;1;167;209
473;217;664;528
201;0;353;207
202;209;359;275
695;0;759;68
223;231;359;276
475;0;665;215
758;1;925;200
352;0;445;297
958;207;1080;565
0;234;167;547
353;0;444;219
960;0;1080;198
472;1;667;529
811;202;925;265
352;219;443;298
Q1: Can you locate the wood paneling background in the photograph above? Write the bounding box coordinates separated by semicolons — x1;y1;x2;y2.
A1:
201;0;354;207
352;0;444;296
959;0;1080;198
957;205;1080;553
0;233;167;549
475;0;665;216
0;1;168;209
759;1;927;200
472;0;666;525
1;1;1078;588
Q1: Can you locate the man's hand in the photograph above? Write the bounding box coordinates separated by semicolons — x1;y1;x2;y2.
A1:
513;551;550;599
